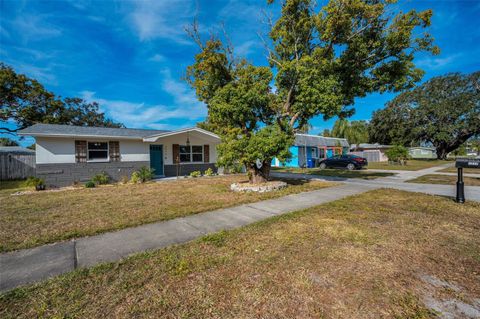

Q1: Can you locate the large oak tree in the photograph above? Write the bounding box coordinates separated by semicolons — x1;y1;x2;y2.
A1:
186;0;438;183
0;63;122;135
369;71;480;159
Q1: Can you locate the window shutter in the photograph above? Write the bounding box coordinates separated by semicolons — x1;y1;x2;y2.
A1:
109;141;120;162
173;144;180;164
75;140;87;163
204;145;209;163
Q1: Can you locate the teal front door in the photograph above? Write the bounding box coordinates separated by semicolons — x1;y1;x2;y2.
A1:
149;145;164;176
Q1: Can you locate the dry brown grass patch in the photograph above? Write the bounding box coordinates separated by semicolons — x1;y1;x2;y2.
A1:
1;189;479;318
0;175;334;252
407;174;480;186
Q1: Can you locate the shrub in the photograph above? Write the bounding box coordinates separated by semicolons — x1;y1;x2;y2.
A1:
204;167;214;176
386;145;410;164
85;180;96;188
228;163;244;174
131;171;141;184
190;170;201;178
92;172;109;185
131;166;155;183
25;176;45;190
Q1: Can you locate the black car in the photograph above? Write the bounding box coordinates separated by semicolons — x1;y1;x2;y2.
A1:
318;154;368;170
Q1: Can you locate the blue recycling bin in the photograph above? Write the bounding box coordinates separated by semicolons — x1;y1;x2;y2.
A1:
307;158;314;168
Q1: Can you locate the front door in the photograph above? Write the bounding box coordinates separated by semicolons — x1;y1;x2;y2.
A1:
149;145;164;176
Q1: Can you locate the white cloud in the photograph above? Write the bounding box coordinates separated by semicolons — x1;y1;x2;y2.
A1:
149;54;166;62
80;68;206;129
12;14;62;42
235;40;260;58
218;0;263;21
128;0;195;44
416;54;460;70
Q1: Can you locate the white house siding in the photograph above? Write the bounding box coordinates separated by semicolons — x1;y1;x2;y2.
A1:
119;140;149;162
36;137;76;164
36;137;151;164
153;131;219;165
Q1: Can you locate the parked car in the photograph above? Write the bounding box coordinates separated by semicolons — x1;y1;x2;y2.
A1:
318;154;368;170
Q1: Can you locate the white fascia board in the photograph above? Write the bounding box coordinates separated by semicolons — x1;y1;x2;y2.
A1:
143;127;220;142
16;133;143;140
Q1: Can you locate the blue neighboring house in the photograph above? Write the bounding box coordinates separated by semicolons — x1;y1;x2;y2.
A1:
272;134;350;168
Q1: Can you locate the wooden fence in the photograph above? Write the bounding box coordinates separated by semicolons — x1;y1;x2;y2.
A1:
0;153;36;180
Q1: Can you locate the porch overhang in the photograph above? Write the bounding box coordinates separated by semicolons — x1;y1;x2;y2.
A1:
142;127;221;143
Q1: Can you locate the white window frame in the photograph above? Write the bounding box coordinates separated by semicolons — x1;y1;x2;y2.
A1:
87;141;110;162
179;145;203;163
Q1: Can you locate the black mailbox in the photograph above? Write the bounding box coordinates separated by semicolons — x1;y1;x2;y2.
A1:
456;158;480;169
455;158;480;203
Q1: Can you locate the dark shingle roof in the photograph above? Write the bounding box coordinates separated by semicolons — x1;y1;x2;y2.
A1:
0;146;35;154
295;134;349;147
18;124;169;139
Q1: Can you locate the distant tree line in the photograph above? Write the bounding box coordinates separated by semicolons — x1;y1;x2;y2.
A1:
321;71;479;159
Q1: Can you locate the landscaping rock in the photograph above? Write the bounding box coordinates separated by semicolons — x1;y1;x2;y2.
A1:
230;181;287;193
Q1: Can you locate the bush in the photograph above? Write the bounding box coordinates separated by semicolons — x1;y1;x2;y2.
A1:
386;145;410;164
190;170;201;178
131;171;141;184
85;180;96;188
228;163;244;174
204;168;214;176
25;176;45;190
131;166;155;183
92;172;109;185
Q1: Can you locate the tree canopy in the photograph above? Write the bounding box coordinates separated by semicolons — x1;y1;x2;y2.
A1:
331;119;369;145
0;137;19;146
186;0;438;182
0;63;123;134
369;71;480;159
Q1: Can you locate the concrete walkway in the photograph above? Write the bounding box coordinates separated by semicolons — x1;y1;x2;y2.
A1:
0;183;377;293
2;163;479;293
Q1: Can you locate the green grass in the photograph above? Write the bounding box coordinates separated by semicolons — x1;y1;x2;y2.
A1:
2;189;479;318
272;167;395;179
365;159;449;171
407;174;480;186
0;180;29;194
0;175;335;252
439;167;480;174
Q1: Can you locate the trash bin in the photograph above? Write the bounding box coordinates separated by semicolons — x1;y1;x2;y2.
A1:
307;158;314;168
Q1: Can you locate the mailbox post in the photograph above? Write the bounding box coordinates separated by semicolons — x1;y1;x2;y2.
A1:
455;158;480;203
456;166;465;203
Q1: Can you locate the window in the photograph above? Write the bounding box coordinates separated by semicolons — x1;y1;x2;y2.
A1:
179;145;203;163
88;142;108;161
318;148;325;158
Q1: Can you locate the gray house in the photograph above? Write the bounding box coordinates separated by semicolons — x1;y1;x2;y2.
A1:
18;124;221;187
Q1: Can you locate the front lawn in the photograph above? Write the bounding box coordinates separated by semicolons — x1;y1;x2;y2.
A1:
366;159;448;171
272;167;395;179
0;175;335;252
0;180;29;194
439;167;480;174
2;189;479;318
407;174;480;186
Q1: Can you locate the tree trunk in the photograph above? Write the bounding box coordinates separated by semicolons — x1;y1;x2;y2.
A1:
435;133;477;160
248;161;271;184
436;148;449;160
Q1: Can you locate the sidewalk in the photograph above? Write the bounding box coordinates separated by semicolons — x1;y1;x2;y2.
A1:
0;183;377;293
2;163;479;293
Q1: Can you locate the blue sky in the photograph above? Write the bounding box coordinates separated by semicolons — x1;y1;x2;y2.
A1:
1;0;479;146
